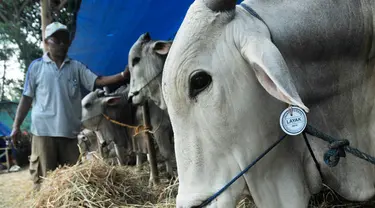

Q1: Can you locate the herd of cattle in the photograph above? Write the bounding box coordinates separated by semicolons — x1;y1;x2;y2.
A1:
78;0;375;207
78;84;175;180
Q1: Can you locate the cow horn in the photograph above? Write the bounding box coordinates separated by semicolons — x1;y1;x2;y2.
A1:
96;89;106;97
141;32;151;42
203;0;236;12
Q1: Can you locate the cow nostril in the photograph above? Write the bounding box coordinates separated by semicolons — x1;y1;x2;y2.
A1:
133;91;139;96
127;96;133;104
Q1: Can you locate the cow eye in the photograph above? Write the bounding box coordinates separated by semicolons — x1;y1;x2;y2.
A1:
132;57;140;67
189;70;212;98
84;103;92;108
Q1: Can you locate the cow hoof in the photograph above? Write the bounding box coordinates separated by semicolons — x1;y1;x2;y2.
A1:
148;180;154;188
167;173;176;181
148;178;160;188
136;165;143;173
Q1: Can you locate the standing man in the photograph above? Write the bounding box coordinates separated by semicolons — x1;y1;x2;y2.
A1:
10;22;129;190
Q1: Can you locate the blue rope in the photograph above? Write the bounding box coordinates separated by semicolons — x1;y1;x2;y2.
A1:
304;124;375;167
197;134;287;207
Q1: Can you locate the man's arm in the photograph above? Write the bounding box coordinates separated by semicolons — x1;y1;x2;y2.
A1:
12;60;36;142
95;72;126;87
11;95;32;143
13;95;32;129
95;66;130;87
79;63;130;91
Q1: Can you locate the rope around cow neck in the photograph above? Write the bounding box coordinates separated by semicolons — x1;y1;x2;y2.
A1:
197;124;375;207
101;113;149;135
304;124;375;167
101;112;165;137
131;69;163;97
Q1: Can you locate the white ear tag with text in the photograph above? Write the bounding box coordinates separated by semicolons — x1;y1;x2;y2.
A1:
280;106;307;136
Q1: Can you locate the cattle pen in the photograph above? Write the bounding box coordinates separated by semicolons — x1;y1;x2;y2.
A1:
2;0;375;207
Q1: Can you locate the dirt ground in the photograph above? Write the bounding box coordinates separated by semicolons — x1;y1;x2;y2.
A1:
0;168;33;208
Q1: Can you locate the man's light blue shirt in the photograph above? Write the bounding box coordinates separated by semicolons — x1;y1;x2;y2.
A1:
23;53;98;138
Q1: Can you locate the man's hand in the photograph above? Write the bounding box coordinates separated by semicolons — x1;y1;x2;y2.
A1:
95;65;130;87
11;95;33;145
10;126;21;145
122;65;130;84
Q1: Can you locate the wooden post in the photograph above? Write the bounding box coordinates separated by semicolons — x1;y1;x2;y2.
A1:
40;0;52;53
142;102;159;185
5;138;10;172
0;147;10;172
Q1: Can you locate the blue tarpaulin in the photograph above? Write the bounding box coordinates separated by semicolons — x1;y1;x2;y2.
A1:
68;0;242;77
68;0;194;76
0;121;10;137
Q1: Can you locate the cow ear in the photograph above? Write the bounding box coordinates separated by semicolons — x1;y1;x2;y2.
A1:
104;96;122;106
152;41;172;55
240;36;309;112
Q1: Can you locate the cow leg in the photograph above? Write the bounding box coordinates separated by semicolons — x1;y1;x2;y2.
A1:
136;154;141;166
165;160;174;179
136;153;147;166
145;154;153;187
95;131;106;158
114;144;124;166
153;129;175;179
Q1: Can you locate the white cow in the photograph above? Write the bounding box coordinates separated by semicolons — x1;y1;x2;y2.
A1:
162;0;375;207
127;32;172;110
81;85;175;179
77;129;98;156
81;87;137;166
126;33;176;179
77;128;121;164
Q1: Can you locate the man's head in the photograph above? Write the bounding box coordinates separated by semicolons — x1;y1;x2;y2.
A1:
44;22;70;58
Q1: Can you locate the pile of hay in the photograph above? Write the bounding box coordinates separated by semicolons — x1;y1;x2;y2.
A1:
26;153;375;208
28;154;177;208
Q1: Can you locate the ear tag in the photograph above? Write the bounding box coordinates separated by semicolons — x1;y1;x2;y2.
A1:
279;106;307;136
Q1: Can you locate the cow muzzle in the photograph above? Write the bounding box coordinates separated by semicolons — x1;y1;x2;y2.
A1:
176;193;220;208
128;91;143;105
127;95;133;104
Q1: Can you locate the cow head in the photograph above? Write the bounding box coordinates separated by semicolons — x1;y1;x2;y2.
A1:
127;32;172;110
162;0;309;207
81;86;134;146
77;129;98;154
81;89;124;129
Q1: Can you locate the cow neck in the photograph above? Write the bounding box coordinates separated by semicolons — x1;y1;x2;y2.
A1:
96;118;115;143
